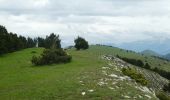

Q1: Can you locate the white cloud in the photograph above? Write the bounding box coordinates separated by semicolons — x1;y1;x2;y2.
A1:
0;0;170;46
33;0;49;7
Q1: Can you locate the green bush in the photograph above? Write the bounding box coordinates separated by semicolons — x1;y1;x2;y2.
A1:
31;49;72;65
31;51;37;54
122;67;148;86
144;63;151;69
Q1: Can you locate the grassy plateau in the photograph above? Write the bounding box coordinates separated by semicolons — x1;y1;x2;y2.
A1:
0;45;169;100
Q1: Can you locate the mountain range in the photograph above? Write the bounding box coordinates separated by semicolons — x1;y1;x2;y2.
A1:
104;39;170;60
140;49;170;61
117;39;170;55
141;50;161;57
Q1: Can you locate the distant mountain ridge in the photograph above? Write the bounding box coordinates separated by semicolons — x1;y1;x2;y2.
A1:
141;50;161;57
163;53;170;60
103;42;170;60
117;39;170;55
140;49;170;61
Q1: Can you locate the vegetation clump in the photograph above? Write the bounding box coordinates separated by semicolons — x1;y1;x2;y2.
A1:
122;67;148;86
117;56;144;67
0;25;36;55
31;49;72;65
144;62;151;69
36;33;61;49
31;33;72;66
163;82;170;92
152;67;170;80
74;36;89;50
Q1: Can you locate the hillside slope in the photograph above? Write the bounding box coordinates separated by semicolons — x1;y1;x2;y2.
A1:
141;50;160;57
0;45;169;99
164;53;170;60
88;45;170;71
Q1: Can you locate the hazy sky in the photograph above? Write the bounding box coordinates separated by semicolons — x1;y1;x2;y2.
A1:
0;0;170;46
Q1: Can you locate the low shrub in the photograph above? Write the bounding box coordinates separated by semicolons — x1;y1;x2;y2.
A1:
163;83;170;92
31;51;37;54
122;67;148;86
144;63;151;69
31;49;72;65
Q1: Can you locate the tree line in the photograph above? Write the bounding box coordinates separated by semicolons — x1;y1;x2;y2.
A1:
0;25;36;55
0;25;63;55
0;25;88;66
36;33;61;49
31;35;89;65
116;55;151;69
0;25;89;55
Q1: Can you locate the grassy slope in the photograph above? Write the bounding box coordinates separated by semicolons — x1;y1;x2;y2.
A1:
88;45;170;71
0;47;107;100
0;45;167;100
141;50;160;57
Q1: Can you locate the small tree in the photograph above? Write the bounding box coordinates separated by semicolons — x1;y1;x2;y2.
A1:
31;34;72;66
74;36;89;50
45;33;61;49
144;63;151;69
27;37;36;48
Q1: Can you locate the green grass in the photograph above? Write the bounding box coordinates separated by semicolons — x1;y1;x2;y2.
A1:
0;47;106;100
0;45;165;100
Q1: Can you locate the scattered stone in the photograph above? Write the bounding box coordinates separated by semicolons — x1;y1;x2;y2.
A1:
109;74;118;78
102;70;107;75
144;95;151;99
138;95;142;98
108;63;113;66
115;86;119;89
112;82;117;85
88;89;94;92
113;66;121;72
78;55;164;99
102;67;110;69
138;86;153;94
120;64;124;67
108;87;114;90
133;96;137;99
105;78;112;81
119;76;131;81
124;95;130;99
98;81;107;86
81;92;86;96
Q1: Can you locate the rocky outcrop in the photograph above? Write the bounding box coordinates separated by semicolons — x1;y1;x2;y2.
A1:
102;55;169;91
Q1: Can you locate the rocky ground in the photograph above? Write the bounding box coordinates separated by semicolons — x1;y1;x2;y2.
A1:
102;55;169;91
77;55;165;99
